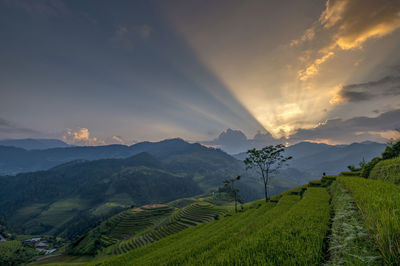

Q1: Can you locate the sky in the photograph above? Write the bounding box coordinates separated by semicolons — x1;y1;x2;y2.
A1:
1;0;400;146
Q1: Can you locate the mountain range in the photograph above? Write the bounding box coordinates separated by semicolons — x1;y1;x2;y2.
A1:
0;137;386;240
0;139;266;239
0;138;70;150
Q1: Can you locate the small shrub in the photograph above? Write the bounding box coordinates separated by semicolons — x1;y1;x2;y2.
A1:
382;140;400;159
360;157;381;178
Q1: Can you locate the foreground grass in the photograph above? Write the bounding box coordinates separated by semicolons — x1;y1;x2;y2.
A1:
325;181;381;265
88;187;330;265
337;176;400;265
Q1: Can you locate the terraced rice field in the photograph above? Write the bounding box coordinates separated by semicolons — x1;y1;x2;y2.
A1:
91;187;331;265
109;205;173;239
106;202;226;255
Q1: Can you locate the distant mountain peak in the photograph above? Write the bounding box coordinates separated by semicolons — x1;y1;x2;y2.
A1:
218;129;248;142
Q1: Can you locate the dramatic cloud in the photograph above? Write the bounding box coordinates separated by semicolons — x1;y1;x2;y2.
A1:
290;109;400;143
1;1;399;144
330;75;400;104
298;0;400;80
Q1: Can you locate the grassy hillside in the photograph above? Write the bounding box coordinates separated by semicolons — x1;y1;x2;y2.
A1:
337;176;400;264
84;187;329;265
369;157;400;184
25;174;400;265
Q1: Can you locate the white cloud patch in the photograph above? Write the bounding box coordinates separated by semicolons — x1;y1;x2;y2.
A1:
62;128;131;146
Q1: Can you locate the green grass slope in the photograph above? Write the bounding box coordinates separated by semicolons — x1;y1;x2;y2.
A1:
84;186;330;265
104;202;227;256
68;204;175;256
28;174;400;266
369;157;400;184
337;176;400;264
69;194;230;257
326;181;381;265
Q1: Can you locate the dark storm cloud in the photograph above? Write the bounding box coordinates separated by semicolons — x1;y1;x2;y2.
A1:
290;109;400;143
335;75;400;103
202;129;285;154
340;91;374;102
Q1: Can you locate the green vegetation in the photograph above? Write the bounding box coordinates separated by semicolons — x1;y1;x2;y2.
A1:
1;145;272;240
361;157;382;177
369;157;400;184
68;200;227;257
221;175;242;212
2;140;397;265
337;176;400;264
326;181;381;265
360;139;400;178
0;240;38;265
85;187;330;265
68;205;174;256
339;171;360;176
244;144;292;202
105;202;226;256
381;139;400;159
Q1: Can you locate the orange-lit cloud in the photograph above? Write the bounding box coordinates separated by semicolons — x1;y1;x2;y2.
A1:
62;128;129;146
62;128;104;146
298;51;334;81
159;0;400;142
355;130;400;141
290;28;315;47
298;0;400;80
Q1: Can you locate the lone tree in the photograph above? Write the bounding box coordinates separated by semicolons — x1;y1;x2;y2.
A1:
244;144;292;203
223;175;241;213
